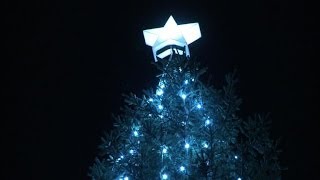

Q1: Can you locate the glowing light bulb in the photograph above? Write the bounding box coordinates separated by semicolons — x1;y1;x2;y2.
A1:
148;98;153;102
133;131;138;137
159;81;165;89
191;78;195;82
129;149;134;155
162;147;167;154
180;166;185;172
181;93;187;100
202;142;209;148
185;143;190;149
158;104;163;110
184;80;189;84
124;177;129;180
162;174;168;180
120;155;124;159
196;104;202;109
205;120;210;125
156;89;164;96
237;178;241;180
235;155;238;159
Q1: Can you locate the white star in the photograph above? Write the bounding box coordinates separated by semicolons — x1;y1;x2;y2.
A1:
143;16;201;62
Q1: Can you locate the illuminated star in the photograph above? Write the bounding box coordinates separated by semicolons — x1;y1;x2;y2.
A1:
143;16;201;62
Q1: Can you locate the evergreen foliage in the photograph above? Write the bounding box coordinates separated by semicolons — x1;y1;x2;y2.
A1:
89;53;282;180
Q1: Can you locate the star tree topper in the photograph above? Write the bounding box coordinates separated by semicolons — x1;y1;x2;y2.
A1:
143;16;201;62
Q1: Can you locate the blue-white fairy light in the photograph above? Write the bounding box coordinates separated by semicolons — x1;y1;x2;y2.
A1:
158;80;166;89
184;143;190;149
133;131;139;137
143;16;201;62
202;142;209;148
184;80;189;84
196;103;202;109
179;166;185;172
180;93;187;100
158;104;164;110
162;147;168;154
129;149;134;155
160;83;165;89
205;119;210;126
162;173;168;179
156;89;164;96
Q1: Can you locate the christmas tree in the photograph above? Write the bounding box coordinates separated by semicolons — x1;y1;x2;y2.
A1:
89;16;282;180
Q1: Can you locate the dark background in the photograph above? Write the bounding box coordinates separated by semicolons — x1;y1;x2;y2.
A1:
5;0;318;179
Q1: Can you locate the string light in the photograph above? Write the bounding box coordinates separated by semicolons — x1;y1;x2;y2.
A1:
158;104;164;110
148;98;153;102
162;173;168;180
184;143;190;149
202;142;209;148
178;90;187;100
179;166;185;172
129;149;134;155
162;147;168;154
117;155;125;161
133;131;138;137
184;80;189;84
237;178;241;180
181;93;187;100
196;104;202;109
205;119;210;126
235;155;238;159
159;80;165;89
119;175;129;180
156;89;164;96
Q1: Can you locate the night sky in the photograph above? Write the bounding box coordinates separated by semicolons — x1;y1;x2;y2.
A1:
5;0;318;179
